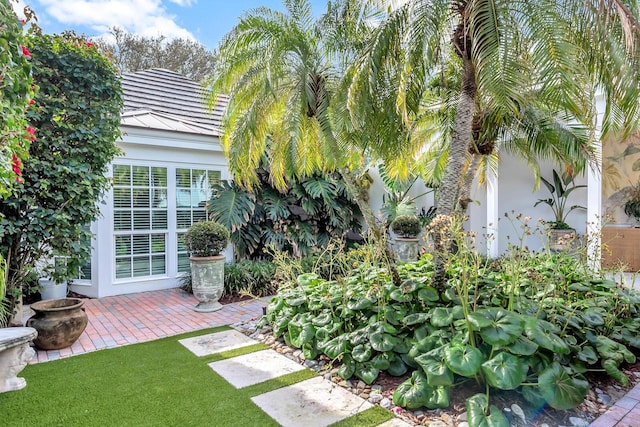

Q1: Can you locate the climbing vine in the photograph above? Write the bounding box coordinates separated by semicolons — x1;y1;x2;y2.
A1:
0;31;122;325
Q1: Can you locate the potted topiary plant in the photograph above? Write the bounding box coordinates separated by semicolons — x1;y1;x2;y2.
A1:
534;169;586;251
623;181;640;226
183;221;230;312
390;214;422;262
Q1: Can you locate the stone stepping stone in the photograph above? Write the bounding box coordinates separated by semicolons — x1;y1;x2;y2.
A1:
252;376;373;427
208;349;306;388
375;418;414;427
178;330;256;357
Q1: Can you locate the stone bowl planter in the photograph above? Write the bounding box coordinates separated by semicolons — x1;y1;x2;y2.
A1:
0;327;37;393
26;298;88;350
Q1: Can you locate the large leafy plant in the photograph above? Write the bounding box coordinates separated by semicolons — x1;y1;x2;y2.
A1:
534;169;586;229
264;225;640;425
209;163;361;260
0;31;122;326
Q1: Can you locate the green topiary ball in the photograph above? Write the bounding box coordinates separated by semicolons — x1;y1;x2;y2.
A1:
391;215;421;238
183;221;230;257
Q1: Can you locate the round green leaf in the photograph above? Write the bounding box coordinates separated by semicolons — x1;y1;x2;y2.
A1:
416;356;454;386
443;344;483;377
370;332;396;352
538;362;589;410
322;335;348;359
425;385;450;409
481;351;528;390
355;364;379;385
338;356;356;379
352;344;373;363
503;335;538;356
430;307;454;327
478;309;524;346
524;316;570;354
370;353;391;371
392;371;430;409
390;288;413;303
576;345;598;364
466;393;509;427
387;353;408;376
403;312;430;326
417;286;439;303
468;310;493;329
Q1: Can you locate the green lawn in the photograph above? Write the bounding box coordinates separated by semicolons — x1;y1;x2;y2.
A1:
0;326;391;427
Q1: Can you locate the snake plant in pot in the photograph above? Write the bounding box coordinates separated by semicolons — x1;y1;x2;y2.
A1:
183;221;230;312
534;169;586;251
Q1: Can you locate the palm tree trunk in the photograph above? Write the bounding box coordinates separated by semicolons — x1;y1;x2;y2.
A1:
340;168;402;286
433;56;477;291
457;154;481;213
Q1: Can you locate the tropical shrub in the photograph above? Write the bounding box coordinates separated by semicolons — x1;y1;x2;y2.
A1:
209;163;361;260
224;261;277;297
534;169;586;230
0;32;122;326
183;221;229;257
264;217;640;423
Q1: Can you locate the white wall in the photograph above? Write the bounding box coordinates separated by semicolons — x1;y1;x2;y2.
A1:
496;154;588;254
70;125;230;298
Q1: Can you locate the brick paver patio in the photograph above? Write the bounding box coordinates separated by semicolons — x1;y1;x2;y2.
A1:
25;288;266;363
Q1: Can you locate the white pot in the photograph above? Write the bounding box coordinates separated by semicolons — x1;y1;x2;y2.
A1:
190;255;225;313
38;279;68;301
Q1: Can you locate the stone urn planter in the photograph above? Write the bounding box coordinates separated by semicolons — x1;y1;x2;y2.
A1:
0;327;37;393
190;255;225;312
391;215;422;262
549;228;576;252
183;221;230;313
394;237;420;262
26;298;88;350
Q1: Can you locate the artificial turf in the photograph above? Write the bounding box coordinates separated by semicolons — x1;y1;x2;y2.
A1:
0;326;392;426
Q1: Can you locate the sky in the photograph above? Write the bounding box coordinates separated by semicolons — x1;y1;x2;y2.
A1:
11;0;327;50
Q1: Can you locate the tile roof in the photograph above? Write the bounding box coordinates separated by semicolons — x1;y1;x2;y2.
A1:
121;68;228;136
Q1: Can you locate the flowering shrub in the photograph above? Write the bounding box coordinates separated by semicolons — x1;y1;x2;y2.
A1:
0;1;34;197
0;31;122;326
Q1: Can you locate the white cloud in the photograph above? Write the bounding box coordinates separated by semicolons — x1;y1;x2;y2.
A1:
167;0;195;6
10;0;27;19
35;0;195;41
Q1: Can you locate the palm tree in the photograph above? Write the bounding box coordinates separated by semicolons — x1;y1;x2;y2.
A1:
351;0;640;287
355;0;639;214
209;0;415;283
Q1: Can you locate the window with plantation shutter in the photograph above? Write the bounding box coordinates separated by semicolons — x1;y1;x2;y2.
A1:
176;168;221;272
113;165;168;279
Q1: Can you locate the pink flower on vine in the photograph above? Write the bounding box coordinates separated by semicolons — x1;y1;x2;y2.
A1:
86;42;94;48
12;154;22;177
26;126;36;141
21;45;31;57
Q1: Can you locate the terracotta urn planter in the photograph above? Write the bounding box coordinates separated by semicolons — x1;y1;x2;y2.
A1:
26;298;88;350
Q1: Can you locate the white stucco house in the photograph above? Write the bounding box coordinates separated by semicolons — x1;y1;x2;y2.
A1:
70;69;230;298
71;72;635;298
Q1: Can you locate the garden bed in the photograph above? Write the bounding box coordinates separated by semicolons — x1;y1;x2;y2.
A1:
235;318;639;427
